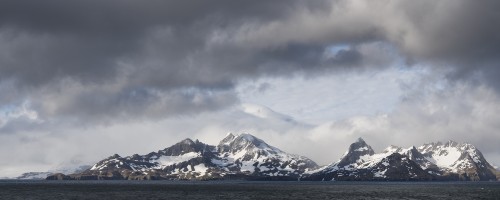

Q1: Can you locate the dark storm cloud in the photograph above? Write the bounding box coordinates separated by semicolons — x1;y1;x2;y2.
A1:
0;0;337;123
0;0;330;87
0;0;499;124
386;0;500;88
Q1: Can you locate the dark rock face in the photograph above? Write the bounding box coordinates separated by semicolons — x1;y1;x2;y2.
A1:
155;139;215;157
45;173;71;180
371;153;433;181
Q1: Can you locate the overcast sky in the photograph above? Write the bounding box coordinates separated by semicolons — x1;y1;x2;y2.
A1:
1;0;500;177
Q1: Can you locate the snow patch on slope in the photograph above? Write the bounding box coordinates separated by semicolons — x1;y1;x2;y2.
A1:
155;152;200;168
425;147;461;169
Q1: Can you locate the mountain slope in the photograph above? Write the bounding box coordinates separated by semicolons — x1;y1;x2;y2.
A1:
417;141;497;180
47;135;497;181
77;139;221;180
304;138;432;181
303;138;497;181
215;133;318;177
49;133;317;180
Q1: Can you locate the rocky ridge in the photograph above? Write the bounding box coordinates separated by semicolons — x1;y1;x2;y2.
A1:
48;133;318;180
302;138;497;181
47;135;498;181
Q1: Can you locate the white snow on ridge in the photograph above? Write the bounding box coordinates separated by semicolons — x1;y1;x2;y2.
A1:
155;152;200;168
313;140;488;175
90;158;121;170
217;133;314;176
354;147;369;152
383;145;402;154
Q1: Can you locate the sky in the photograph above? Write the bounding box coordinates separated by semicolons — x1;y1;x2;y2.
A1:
1;0;500;177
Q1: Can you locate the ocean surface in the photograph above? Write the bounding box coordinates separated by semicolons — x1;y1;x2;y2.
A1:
1;180;499;199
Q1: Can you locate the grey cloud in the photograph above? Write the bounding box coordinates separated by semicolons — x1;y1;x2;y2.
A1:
0;0;331;87
33;85;239;125
0;0;499;125
0;0;335;123
383;1;500;89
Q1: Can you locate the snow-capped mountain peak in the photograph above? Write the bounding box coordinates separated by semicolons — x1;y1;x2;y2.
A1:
214;133;318;176
216;133;300;169
335;137;375;167
62;132;317;180
415;141;497;180
304;139;497;181
47;136;497;181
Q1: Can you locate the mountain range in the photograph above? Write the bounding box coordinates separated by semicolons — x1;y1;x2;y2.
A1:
303;138;498;181
46;133;499;181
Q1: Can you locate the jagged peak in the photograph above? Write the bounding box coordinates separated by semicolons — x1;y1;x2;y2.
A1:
421;140;475;149
411;146;419;152
238;133;257;141
406;146;418;151
458;142;477;150
401;146;422;157
356;137;366;143
180;138;195;145
445;140;458;147
220;133;236;144
109;154;121;159
217;132;282;154
334;137;375;167
348;137;373;152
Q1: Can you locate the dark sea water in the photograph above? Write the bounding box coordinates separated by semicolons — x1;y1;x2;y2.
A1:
1;180;499;200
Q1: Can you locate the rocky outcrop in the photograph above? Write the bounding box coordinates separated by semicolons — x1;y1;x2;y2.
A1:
45;173;72;180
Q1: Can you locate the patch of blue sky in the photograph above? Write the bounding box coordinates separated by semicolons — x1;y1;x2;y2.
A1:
325;44;350;55
0;104;19;117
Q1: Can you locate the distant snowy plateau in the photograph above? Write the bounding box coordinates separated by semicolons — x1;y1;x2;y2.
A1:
38;133;498;181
